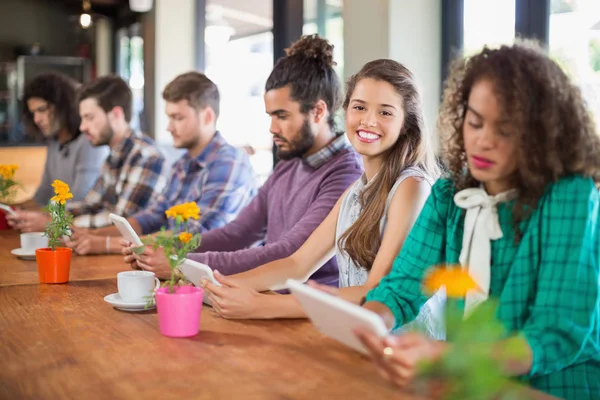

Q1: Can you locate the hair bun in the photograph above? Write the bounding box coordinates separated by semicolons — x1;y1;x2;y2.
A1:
286;34;336;67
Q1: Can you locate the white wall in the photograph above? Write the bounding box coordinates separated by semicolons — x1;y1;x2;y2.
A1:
388;0;441;147
342;0;390;82
95;18;113;77
154;0;196;144
343;0;442;149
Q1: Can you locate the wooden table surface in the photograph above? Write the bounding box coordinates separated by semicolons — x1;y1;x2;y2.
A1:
0;230;558;400
0;231;126;286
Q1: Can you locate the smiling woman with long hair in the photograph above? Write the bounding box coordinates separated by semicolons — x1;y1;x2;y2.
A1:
199;59;444;339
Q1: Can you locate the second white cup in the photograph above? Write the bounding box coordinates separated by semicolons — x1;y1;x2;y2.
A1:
20;232;49;252
117;271;160;303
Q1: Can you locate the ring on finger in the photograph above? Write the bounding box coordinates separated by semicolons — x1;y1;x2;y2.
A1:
382;346;394;361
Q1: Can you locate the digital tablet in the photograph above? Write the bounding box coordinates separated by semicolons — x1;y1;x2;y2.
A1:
178;258;221;306
109;213;143;246
287;279;389;354
178;258;220;287
0;203;17;217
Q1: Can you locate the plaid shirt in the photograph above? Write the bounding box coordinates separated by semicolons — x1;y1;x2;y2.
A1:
132;132;258;234
366;176;600;399
304;132;351;168
69;132;167;228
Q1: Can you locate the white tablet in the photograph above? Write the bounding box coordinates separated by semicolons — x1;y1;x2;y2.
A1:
0;203;17;217
178;258;220;287
109;213;143;246
287;279;389;355
178;258;221;306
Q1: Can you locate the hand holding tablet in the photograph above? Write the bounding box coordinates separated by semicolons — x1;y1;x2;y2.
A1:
287;279;389;354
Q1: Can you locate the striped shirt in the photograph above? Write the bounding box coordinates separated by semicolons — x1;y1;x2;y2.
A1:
132;132;258;234
69;131;167;228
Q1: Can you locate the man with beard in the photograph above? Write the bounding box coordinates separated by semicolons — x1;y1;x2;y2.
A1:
122;35;363;287
71;72;258;255
10;75;167;237
7;73;106;230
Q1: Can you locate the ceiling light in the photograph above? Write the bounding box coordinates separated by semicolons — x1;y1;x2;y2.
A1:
80;0;92;28
80;13;92;28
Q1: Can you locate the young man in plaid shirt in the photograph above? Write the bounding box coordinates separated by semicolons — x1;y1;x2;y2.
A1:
72;72;258;255
11;75;166;238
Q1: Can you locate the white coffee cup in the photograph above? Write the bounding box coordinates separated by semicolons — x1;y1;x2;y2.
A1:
117;271;160;303
20;232;49;252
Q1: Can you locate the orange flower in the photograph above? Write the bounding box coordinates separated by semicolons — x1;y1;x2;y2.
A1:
423;266;478;298
0;164;18;180
178;232;193;243
165;202;200;221
50;180;73;205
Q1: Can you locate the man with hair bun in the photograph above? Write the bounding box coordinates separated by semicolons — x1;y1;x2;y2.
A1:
123;34;363;288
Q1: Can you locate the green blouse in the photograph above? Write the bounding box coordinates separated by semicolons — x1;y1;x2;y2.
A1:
366;176;600;400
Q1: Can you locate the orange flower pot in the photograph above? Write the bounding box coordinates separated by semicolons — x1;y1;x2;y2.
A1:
36;248;72;283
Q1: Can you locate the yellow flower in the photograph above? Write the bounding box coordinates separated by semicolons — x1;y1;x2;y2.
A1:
0;164;18;180
50;180;73;205
165;202;200;221
423;266;479;298
178;232;193;243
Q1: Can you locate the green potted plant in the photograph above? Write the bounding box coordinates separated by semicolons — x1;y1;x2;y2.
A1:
142;202;203;337
36;180;74;283
415;266;528;400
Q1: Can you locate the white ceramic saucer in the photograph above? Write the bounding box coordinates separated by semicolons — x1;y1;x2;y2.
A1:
104;293;156;312
11;248;36;261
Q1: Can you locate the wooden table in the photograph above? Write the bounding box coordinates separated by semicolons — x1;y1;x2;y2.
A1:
0;231;558;399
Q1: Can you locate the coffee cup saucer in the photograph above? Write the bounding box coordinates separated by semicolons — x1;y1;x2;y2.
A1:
11;248;36;260
104;293;156;312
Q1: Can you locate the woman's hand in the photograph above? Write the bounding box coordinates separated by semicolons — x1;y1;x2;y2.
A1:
201;271;266;319
355;329;448;387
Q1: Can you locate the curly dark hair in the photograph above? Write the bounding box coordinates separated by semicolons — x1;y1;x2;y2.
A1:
439;40;600;239
22;72;81;138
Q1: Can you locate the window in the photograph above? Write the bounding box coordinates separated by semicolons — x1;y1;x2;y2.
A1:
303;0;344;79
204;1;274;182
463;0;516;55
549;0;600;131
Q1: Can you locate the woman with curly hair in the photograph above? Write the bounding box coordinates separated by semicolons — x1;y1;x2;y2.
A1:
355;41;600;399
15;72;106;210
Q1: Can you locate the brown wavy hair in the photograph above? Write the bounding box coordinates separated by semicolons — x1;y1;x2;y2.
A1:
338;59;440;270
440;40;600;239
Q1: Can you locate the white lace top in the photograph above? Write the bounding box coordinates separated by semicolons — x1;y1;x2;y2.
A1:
335;167;445;339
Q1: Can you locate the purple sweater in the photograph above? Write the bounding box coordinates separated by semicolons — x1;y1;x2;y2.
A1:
187;147;363;286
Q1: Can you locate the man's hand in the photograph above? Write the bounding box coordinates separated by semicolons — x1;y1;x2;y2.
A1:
6;211;50;232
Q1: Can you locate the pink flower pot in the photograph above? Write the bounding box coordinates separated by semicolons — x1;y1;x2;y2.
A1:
155;285;203;338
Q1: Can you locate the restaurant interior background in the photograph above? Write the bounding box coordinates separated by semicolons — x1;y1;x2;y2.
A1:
0;0;598;200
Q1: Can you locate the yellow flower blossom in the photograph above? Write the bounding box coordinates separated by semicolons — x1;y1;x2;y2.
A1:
165;202;200;221
423;266;479;298
50;180;73;205
0;164;18;180
178;232;193;243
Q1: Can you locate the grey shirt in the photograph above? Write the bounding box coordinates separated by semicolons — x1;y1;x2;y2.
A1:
33;134;107;205
335;167;445;339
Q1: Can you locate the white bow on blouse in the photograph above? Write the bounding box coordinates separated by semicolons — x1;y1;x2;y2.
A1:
453;187;517;316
